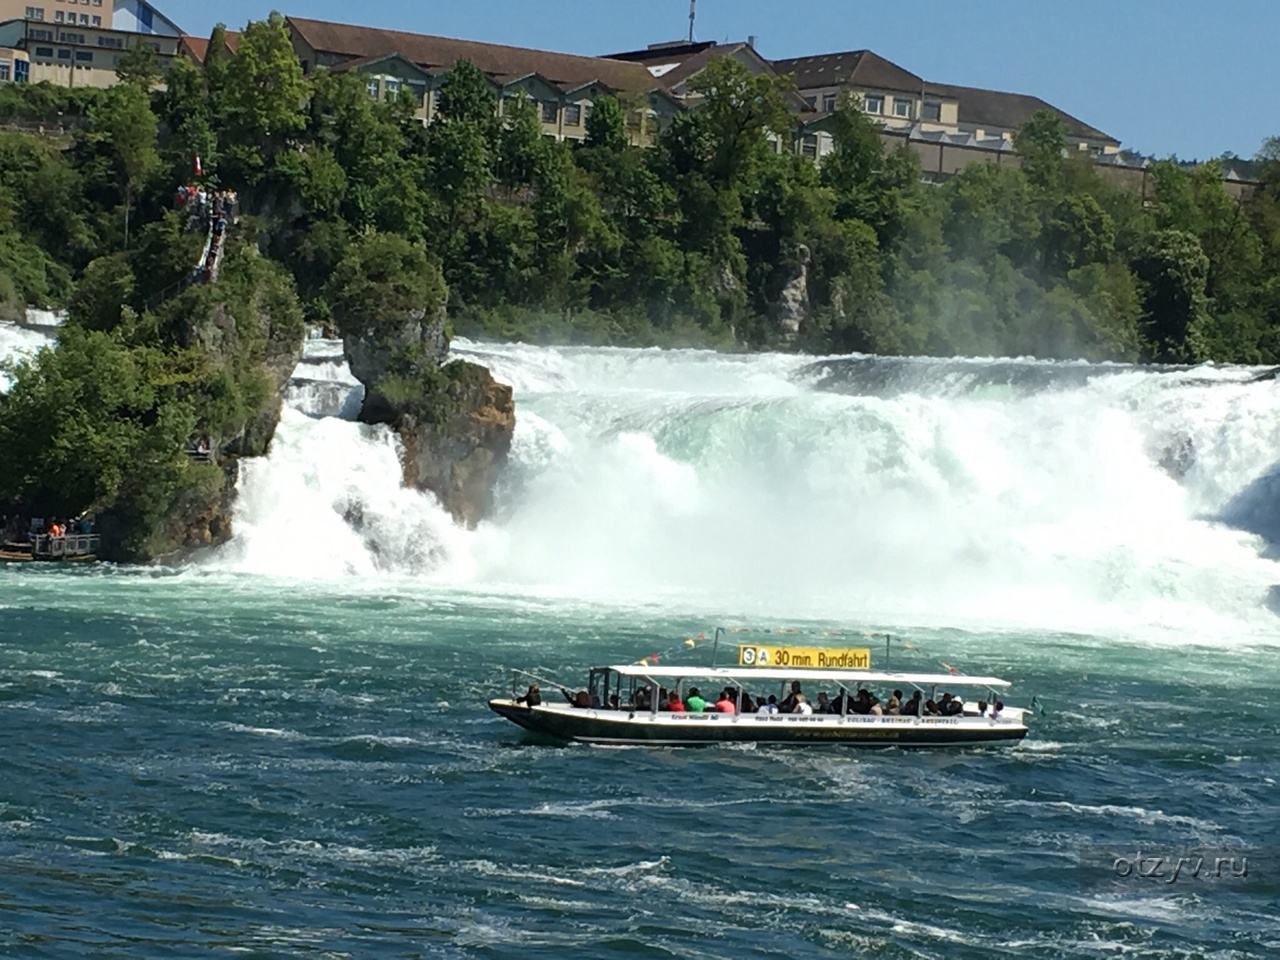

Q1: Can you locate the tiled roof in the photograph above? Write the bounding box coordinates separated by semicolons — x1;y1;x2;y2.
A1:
287;16;656;94
773;50;925;96
180;30;239;64
927;82;1115;144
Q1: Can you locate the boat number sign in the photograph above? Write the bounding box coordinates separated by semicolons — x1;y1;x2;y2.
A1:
737;645;871;669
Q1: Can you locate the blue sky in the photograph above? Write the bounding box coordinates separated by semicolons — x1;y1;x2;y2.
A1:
159;0;1278;161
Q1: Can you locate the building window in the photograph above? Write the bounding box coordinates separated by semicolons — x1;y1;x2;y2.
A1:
366;78;380;99
59;32;84;43
922;100;941;122
384;77;401;97
893;98;912;118
15;60;29;82
565;103;581;126
822;92;837;112
74;49;91;61
863;94;883;114
91;15;99;24
29;28;53;40
0;62;9;82
541;100;558;123
802;95;815;110
54;11;64;21
97;35;123;47
78;12;88;22
25;7;45;20
800;134;818;159
56;48;71;59
33;45;53;57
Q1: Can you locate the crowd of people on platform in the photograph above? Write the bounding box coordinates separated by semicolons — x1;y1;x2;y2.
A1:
2;514;94;546
515;680;1003;719
174;185;239;282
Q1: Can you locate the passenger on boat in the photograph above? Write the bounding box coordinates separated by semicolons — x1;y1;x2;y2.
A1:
740;691;756;713
815;692;831;714
715;690;736;714
635;686;652;711
565;690;592;708
923;699;940;716
939;693;964;717
756;695;778;715
665;690;686;712
991;700;1004;718
516;684;542;707
792;693;813;715
887;690;902;714
685;687;708;713
779;681;803;713
902;691;922;716
977;699;988;717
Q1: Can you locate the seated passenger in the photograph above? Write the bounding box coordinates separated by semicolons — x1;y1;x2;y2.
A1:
977;699;988;717
867;692;884;716
779;681;803;714
923;699;940;716
666;691;686;712
609;694;621;710
685;687;708;713
515;684;542;707
792;693;813;715
572;691;592;708
756;695;777;715
715;690;736;714
740;692;756;713
851;690;872;715
991;699;1004;718
939;693;963;717
886;690;902;715
903;690;922;715
815;692;832;714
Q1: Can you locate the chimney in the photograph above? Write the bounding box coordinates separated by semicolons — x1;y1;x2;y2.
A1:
748;35;757;49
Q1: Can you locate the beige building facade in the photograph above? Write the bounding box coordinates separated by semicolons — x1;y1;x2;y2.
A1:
0;0;180;87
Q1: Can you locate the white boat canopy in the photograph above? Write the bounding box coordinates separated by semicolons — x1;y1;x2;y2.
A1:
600;665;1011;688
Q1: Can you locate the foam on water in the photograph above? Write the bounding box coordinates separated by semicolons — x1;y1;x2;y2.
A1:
218;339;1280;644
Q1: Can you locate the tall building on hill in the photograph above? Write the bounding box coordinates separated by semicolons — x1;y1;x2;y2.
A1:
0;0;181;88
285;16;683;143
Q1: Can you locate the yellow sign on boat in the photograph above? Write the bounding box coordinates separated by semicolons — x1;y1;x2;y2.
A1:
737;645;871;669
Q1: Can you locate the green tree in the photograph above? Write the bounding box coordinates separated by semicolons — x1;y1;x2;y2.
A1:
1015;109;1067;193
218;12;307;180
85;83;160;247
584;94;627;151
1133;228;1211;362
435;59;497;128
114;40;160;90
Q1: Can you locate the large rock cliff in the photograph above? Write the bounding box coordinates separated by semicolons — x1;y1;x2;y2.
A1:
342;308;515;528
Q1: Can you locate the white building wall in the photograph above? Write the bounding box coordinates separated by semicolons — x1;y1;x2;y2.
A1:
111;0;179;36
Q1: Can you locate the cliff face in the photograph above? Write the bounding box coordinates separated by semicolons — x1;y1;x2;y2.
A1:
342;308;514;529
398;362;515;528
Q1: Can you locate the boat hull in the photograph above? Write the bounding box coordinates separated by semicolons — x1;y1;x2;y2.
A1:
489;700;1027;747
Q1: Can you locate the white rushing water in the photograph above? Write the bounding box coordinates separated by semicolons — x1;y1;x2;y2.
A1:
212;337;1280;644
0;320;54;392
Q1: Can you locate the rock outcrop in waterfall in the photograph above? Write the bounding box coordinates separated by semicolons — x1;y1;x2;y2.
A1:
332;235;515;527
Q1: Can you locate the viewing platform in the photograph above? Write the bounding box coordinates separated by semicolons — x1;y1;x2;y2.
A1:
0;535;102;563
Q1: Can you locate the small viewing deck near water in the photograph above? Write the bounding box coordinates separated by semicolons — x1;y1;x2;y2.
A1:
0;535;101;563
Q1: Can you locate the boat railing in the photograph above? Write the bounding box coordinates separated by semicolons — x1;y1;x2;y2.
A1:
32;534;101;559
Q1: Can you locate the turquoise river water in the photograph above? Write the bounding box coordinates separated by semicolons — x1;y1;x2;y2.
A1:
2;329;1279;957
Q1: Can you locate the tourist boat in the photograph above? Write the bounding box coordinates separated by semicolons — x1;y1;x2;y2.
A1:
489;664;1029;747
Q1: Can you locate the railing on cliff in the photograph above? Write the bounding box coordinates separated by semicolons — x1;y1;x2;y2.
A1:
31;534;101;560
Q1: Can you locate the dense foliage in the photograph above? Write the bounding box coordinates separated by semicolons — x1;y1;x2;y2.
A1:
2;11;1280;547
2;13;1279;361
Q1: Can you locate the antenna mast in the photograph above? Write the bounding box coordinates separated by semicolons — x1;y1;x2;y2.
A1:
688;0;697;42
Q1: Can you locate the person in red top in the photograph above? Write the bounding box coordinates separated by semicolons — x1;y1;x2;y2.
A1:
715;690;737;714
666;691;685;712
